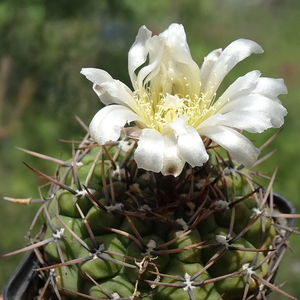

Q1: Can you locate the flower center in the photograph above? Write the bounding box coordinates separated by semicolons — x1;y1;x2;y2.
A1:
133;79;219;133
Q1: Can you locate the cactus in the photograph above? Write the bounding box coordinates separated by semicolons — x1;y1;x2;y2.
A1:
2;23;297;300
2;132;297;300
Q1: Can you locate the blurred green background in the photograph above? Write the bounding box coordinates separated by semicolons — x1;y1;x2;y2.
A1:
1;0;300;298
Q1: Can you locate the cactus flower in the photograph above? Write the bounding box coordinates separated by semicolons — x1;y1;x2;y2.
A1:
81;23;287;177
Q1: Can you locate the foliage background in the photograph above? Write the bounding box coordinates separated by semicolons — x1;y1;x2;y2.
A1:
1;0;300;299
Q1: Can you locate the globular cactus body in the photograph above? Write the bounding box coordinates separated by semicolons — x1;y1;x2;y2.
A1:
25;136;288;300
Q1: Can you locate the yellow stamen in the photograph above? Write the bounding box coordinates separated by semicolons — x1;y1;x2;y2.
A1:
132;75;221;133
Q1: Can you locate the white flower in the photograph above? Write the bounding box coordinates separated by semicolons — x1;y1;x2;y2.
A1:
81;23;287;177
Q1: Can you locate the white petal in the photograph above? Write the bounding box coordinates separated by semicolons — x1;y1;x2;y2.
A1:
219;71;287;106
199;126;260;169
200;48;222;91
81;68;136;108
136;35;165;88
214;110;273;133
218;94;282;113
128;25;153;87
99;81;136;108
167;117;209;167
89;105;143;145
159;24;200;95
249;77;287;97
81;68;113;84
218;95;287;129
128;26;165;90
218;70;261;105
135;130;186;176
161;24;190;59
197;114;226;129
134;129;164;173
199;97;286;133
160;135;186;176
218;39;263;73
130;24;200;96
161;24;199;71
202;39;263;99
